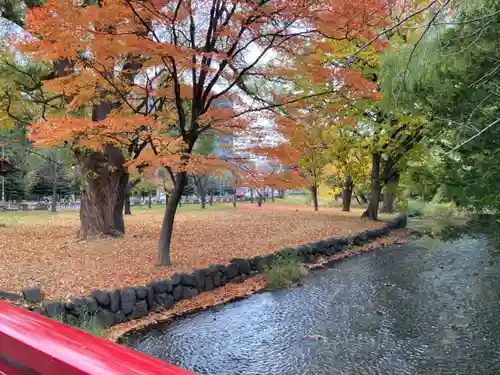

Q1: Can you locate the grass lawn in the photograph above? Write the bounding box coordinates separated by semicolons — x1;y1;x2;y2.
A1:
0;200;385;299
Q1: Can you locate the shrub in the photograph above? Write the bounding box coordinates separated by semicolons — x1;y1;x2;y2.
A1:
264;253;307;289
54;301;104;337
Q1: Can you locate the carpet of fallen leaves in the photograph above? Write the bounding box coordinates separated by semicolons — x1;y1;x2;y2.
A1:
105;227;412;343
0;204;384;299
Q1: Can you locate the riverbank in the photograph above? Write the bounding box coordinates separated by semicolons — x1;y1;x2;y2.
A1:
0;204;386;299
107;227;412;343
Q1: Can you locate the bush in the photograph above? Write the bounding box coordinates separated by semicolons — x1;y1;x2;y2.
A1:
264;253;307;289
54;301;104;337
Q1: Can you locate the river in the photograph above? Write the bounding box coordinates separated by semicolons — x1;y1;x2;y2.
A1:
127;237;500;374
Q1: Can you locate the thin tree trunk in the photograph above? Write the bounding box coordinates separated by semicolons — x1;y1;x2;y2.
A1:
51;180;57;213
362;153;381;220
257;190;262;206
148;190;152;208
233;193;237;208
342;176;353;212
112;172;128;233
311;184;319;211
250;189;254;203
124;195;132;215
271;188;275;202
157;172;187;266
200;189;206;209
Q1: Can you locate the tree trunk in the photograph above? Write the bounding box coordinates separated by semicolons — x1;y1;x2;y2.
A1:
311;184;319;211
200;188;206;209
342;176;353;212
209;191;213;206
362;153;381;220
250;189;254;203
78;145;126;238
233;193;237;208
257;190;262;207
148;190;152;208
124;195;132;215
112;172;128;233
279;189;285;199
157;172;187;266
381;166;399;213
271;188;275;202
51;181;57;213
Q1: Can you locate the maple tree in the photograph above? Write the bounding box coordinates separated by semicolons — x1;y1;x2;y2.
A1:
18;0;392;265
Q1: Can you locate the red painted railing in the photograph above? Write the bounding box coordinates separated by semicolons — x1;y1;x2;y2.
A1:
0;301;195;375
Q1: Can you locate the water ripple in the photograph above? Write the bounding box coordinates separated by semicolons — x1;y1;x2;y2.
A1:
129;237;500;374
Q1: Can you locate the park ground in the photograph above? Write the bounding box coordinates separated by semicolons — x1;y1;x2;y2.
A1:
0;197;387;299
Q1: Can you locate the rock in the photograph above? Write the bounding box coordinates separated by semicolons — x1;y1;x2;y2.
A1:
182;287;198;300
253;256;268;271
93;309;115;327
151;280;168;294
65;297;85;316
114;310;127;323
307;242;321;254
181;273;196;287
22;286;42;303
337;236;349;245
225;263;239;279
31;307;45;315
263;254;275;266
306;254;316;263
85;297;98;314
214;264;227;273
155;293;174;309
193;269;206;292
43;300;64;317
205;277;214;291
129;300;148;319
213;272;221;287
109;290;120;313
171;273;182;286
0;291;21;302
376;310;384;315
92;290;110;308
146;285;155;308
135;286;148;300
173;285;183;301
120;288;136;315
230;258;251;275
230;275;245;283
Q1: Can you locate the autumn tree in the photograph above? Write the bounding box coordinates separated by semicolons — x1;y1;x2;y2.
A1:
20;0;393;265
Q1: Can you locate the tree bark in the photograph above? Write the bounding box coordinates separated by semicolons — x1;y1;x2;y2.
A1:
200;188;206;209
381;167;399;213
78;145;126;238
311;184;319;211
112;172;128;233
250;189;254;203
124;195;132;215
148;190;152;208
51;180;57;213
233;193;237;208
271;188;275;202
157;172;187;266
362;153;381;220
342;176;353;212
257;190;263;206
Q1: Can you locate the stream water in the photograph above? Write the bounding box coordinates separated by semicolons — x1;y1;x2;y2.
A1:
128;238;500;374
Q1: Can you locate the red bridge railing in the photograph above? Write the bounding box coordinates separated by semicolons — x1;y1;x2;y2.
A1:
0;301;195;375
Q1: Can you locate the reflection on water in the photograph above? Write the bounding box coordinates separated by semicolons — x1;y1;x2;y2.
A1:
128;238;500;375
